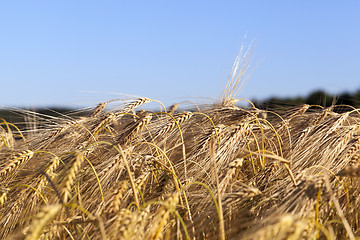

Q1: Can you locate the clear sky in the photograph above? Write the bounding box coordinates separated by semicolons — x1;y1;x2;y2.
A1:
1;1;360;108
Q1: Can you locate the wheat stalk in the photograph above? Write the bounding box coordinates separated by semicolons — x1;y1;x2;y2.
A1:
209;138;225;240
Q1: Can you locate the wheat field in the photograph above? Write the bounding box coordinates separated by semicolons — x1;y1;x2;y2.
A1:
1;94;360;239
1;55;360;239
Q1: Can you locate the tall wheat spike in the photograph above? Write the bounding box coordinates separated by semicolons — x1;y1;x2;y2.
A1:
115;208;150;240
221;43;252;106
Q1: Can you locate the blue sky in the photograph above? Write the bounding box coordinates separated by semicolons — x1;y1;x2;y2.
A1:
1;1;360;108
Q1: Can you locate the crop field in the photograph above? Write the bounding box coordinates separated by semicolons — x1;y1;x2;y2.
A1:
1;97;360;240
1;65;360;239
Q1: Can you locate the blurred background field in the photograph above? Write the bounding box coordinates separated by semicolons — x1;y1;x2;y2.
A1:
1;88;360;130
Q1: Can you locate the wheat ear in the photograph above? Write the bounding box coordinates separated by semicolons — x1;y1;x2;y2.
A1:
121;97;152;113
111;208;128;236
36;156;60;195
288;104;310;119
24;204;61;240
343;137;360;166
91;102;108;117
108;181;129;213
92;112;116;136
131;207;150;240
219;158;244;194
313;107;334;125
116;209;149;240
0;150;34;178
168;103;179;115
247;215;315;240
62;152;84;203
119;113;153;144
156;111;193;138
327;111;351;133
146;193;179;240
